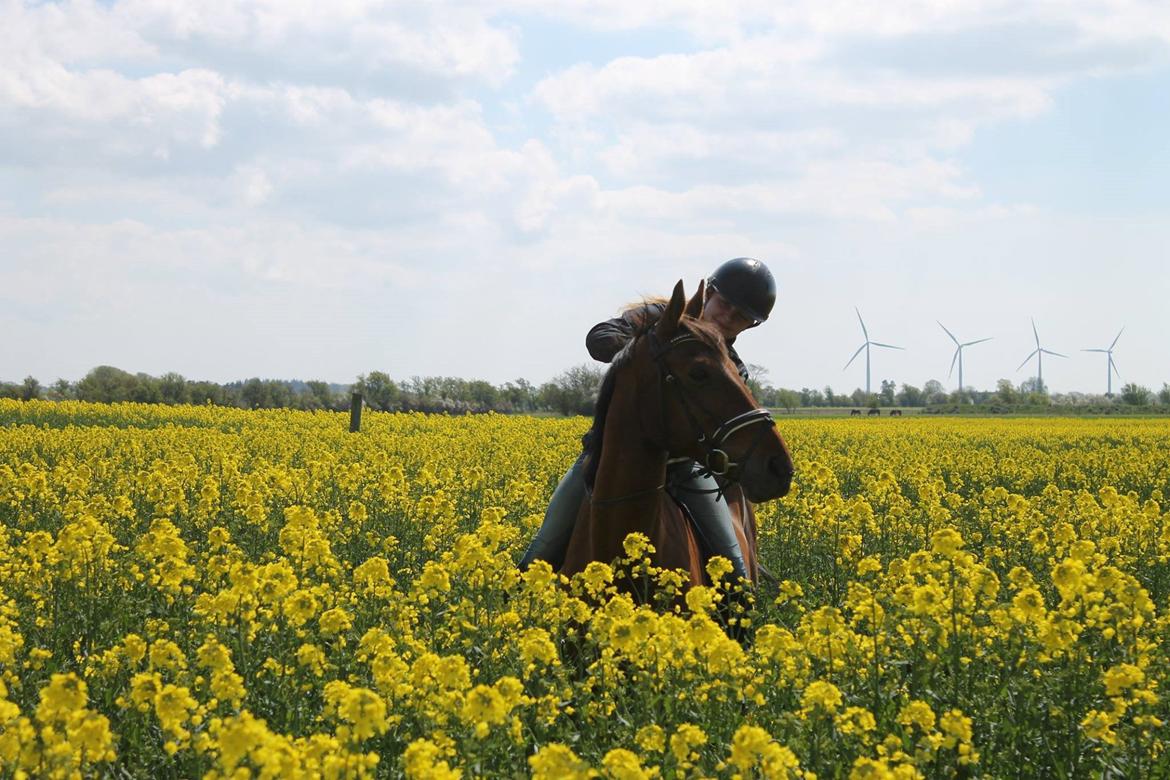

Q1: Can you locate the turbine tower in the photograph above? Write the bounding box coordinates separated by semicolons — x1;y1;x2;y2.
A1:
1016;318;1066;390
937;322;992;396
844;308;903;396
1083;328;1124;397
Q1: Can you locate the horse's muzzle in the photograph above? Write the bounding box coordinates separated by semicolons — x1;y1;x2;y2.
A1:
768;454;794;497
740;453;794;502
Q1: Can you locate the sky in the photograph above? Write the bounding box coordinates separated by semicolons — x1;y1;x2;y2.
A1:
1;0;1168;395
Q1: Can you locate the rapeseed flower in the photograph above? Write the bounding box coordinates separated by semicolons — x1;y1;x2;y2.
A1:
4;401;1170;777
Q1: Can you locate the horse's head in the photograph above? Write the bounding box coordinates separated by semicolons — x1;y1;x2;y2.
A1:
632;279;794;501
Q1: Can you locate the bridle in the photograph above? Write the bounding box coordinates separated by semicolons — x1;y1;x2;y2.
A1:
589;327;776;507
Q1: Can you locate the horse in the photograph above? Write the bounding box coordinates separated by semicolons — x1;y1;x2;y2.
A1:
867;408;880;416
558;279;795;592
889;409;903;417
850;409;862;416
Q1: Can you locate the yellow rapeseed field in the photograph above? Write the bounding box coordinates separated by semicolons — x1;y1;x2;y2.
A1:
1;399;1169;778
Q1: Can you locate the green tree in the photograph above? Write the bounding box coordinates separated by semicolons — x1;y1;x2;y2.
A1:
800;387;824;407
266;380;292;408
188;381;224;405
1158;383;1170;406
356;371;400;411
1019;377;1047;396
995;379;1019;405
240;378;267;408
548;364;604;416
501;379;536;412
922;380;947;405
129;374;162;404
50;379;74;400
77;366;137;403
20;376;41;401
159;372;189;405
850;388;876;408
879;379;896;407
466;380;499;411
896;384;923;407
773;388;800;413
305;381;334;410
1120;383;1152;406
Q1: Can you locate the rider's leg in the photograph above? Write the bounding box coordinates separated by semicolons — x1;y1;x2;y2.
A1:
669;462;750;582
518;453;587;571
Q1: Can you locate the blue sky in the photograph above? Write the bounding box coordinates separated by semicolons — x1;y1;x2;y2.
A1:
1;1;1167;395
966;69;1169;214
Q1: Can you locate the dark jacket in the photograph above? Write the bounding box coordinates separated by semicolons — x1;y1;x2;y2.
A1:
585;302;750;382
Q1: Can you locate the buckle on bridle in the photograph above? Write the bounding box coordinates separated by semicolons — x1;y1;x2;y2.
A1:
706;448;731;476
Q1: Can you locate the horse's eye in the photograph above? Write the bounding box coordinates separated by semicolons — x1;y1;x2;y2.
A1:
688;366;710;382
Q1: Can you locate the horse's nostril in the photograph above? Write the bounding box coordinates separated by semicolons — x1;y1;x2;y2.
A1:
766;456;793;495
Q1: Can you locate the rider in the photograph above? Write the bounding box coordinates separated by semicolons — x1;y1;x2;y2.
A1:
518;257;777;582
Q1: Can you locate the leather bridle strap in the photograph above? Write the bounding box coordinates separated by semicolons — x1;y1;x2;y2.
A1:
588;328;774;508
649;331;775;493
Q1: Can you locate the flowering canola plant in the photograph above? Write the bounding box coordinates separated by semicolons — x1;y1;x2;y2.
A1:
1;398;1169;777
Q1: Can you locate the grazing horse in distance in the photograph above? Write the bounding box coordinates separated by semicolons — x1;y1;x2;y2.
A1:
868;408;880;416
890;409;903;417
559;280;795;592
850;409;862;416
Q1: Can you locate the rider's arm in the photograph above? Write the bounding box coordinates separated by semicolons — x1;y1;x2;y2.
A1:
585;317;634;363
585;302;665;363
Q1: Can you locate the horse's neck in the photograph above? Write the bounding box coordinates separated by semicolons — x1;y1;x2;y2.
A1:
591;381;667;510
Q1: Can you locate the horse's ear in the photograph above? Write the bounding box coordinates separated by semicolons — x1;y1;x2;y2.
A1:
655;280;687;339
684;279;705;319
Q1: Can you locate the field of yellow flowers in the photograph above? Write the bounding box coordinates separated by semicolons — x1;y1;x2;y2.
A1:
1;399;1169;778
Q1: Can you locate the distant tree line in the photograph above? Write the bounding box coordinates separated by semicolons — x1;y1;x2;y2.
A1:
739;366;1170;412
352;366;605;415
4;365;1169;415
0;364;608;416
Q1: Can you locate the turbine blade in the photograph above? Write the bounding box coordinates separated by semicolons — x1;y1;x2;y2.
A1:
937;321;959;346
1110;356;1120;378
1083;348;1108;353
1042;349;1067;359
948;348;959;378
870;342;904;350
1017;350;1038;371
843;343;866;370
962;337;993;347
855;307;869;340
1110;327;1124;350
1031;318;1040;347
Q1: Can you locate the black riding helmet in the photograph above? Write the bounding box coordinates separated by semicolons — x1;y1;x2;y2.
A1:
707;257;776;325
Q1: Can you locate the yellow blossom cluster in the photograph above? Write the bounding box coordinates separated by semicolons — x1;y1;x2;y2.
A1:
1;398;1169;777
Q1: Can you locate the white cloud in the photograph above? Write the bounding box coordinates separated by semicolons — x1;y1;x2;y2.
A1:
1;0;1168;389
0;59;231;158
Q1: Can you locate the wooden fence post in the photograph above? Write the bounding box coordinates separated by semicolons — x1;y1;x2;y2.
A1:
349;392;363;433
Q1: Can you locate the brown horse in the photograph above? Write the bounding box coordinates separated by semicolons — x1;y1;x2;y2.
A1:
559;279;795;590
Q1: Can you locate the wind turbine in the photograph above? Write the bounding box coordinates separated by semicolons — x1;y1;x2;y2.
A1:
1083;328;1124;397
1016;318;1066;390
937;322;992;396
844;308;904;396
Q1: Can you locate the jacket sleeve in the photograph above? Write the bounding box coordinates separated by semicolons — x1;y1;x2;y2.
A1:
585;316;636;363
585;302;664;363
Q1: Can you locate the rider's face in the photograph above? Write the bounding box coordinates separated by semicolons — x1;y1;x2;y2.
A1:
702;291;758;340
